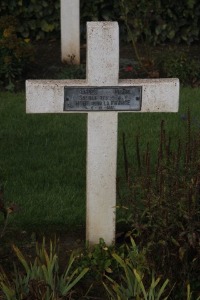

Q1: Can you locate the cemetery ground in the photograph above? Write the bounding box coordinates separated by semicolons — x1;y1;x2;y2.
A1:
0;41;200;299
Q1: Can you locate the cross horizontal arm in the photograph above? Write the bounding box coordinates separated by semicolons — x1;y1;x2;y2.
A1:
26;78;179;113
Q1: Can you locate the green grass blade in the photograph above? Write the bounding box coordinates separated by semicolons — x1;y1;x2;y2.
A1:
134;269;147;300
61;267;89;296
0;282;15;299
157;279;169;300
12;245;30;274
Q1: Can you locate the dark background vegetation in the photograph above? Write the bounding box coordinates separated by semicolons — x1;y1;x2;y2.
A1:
0;0;200;44
1;0;200;91
0;0;200;91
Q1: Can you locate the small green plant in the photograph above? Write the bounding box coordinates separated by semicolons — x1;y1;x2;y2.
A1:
56;64;86;80
77;238;117;281
104;268;170;300
0;15;34;91
104;238;170;300
75;237;148;297
0;238;89;299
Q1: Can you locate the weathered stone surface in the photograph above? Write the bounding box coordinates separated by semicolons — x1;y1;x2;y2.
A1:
61;0;80;64
26;22;179;246
26;78;179;114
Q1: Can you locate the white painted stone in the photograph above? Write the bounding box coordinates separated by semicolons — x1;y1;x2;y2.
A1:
61;0;80;64
87;22;119;86
87;112;118;244
26;21;180;245
26;78;179;114
86;22;119;244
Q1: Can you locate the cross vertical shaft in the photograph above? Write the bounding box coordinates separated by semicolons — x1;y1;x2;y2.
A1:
86;22;119;244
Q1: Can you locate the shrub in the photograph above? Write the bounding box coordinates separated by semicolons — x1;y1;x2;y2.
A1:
120;0;200;45
0;0;200;44
118;111;200;299
157;48;200;85
0;15;34;91
0;0;60;40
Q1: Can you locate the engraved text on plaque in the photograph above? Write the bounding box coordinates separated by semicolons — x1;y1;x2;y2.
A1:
64;86;142;111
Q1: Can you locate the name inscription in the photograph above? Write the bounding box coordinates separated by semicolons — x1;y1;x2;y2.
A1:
64;86;142;111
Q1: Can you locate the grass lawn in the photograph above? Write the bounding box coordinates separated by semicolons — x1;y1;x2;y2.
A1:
0;87;200;231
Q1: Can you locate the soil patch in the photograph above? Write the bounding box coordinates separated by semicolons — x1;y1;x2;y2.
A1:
26;39;200;77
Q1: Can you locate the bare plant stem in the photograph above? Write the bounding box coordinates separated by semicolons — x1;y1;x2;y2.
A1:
136;135;141;174
0;214;8;238
123;133;129;183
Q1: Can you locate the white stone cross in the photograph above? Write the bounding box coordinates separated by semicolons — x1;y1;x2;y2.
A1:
26;22;179;245
61;0;80;64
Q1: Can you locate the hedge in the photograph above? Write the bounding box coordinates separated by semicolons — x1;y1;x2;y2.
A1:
0;0;200;44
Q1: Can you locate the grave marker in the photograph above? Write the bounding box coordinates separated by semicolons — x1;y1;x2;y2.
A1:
61;0;80;64
26;22;179;245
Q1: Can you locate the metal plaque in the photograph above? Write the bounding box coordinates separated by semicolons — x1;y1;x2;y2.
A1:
64;86;142;111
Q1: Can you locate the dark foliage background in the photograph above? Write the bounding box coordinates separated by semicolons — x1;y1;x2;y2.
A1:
0;0;200;44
